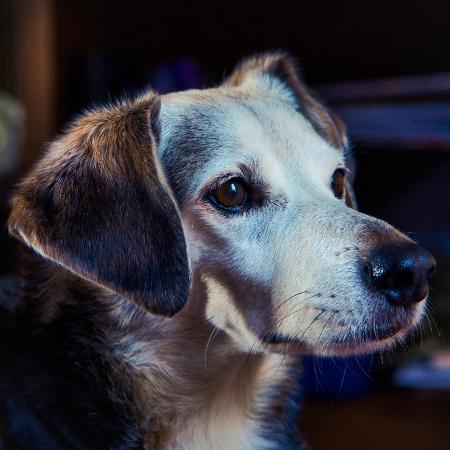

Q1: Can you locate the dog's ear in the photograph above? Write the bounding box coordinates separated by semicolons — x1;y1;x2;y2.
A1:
225;51;357;208
224;51;347;150
8;93;190;316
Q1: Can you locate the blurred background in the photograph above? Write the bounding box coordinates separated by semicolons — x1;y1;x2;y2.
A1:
1;1;450;448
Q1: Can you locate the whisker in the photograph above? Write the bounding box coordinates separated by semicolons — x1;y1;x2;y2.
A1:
424;308;435;333
276;309;328;374
172;315;216;336
273;290;309;313
313;356;325;396
244;335;259;371
271;293;324;327
423;306;441;337
291;310;326;345
204;326;220;370
380;350;386;366
317;311;338;350
336;364;348;400
428;313;441;337
355;355;374;382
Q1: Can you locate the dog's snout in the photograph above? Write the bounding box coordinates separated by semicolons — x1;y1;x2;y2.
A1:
364;244;436;307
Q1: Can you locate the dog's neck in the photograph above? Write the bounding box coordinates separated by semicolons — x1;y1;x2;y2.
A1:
107;273;292;448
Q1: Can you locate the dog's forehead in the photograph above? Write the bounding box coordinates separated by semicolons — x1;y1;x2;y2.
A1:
160;88;342;199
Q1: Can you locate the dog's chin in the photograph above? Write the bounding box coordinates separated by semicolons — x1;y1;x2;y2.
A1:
260;311;422;357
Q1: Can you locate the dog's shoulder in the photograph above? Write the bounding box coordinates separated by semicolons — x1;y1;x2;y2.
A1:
0;271;145;450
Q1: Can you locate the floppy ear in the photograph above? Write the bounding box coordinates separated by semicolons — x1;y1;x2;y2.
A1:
8;92;190;316
224;51;347;150
225;51;357;208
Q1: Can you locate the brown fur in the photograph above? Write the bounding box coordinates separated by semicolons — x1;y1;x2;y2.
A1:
9;92;190;317
6;53;410;449
6;52;433;450
8;51;430;449
11;251;299;448
5;87;303;449
225;51;346;149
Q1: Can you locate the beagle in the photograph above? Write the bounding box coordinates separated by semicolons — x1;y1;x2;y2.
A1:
1;52;435;449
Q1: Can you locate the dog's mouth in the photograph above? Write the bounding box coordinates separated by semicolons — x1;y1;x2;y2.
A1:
259;313;418;356
259;333;310;354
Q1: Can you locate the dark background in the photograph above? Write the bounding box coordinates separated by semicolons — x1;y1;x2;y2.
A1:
1;1;450;449
2;0;450;231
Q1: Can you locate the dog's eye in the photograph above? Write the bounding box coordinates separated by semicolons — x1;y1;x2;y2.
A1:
331;168;346;199
210;177;248;211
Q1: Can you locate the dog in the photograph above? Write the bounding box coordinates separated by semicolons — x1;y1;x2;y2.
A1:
0;52;436;449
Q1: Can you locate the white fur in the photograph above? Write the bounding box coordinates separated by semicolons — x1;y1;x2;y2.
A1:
160;82;424;359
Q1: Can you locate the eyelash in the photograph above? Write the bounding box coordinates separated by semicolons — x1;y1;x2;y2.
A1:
208;173;244;192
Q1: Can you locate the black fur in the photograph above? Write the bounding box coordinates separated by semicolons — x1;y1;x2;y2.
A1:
0;269;145;450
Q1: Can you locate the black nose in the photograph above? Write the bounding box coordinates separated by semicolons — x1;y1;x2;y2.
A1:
364;244;436;307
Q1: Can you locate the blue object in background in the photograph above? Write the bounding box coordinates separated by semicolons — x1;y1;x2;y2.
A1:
150;58;204;94
302;354;375;399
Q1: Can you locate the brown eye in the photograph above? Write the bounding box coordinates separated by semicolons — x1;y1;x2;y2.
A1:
210;177;248;210
331;168;346;199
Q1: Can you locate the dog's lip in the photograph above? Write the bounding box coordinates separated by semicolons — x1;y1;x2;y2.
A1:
260;332;294;345
259;320;411;353
334;323;405;344
260;317;408;345
259;302;422;355
259;332;309;353
262;341;310;355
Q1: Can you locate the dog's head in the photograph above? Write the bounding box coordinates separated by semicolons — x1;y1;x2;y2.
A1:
10;53;436;356
158;52;436;355
9;92;190;316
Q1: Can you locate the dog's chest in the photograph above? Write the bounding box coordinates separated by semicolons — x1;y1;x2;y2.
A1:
159;355;299;450
166;402;274;450
119;322;303;449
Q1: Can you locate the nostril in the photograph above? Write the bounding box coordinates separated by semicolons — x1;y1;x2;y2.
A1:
390;268;415;291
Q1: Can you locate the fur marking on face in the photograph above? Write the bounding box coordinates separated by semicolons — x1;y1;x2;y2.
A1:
159;52;435;357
